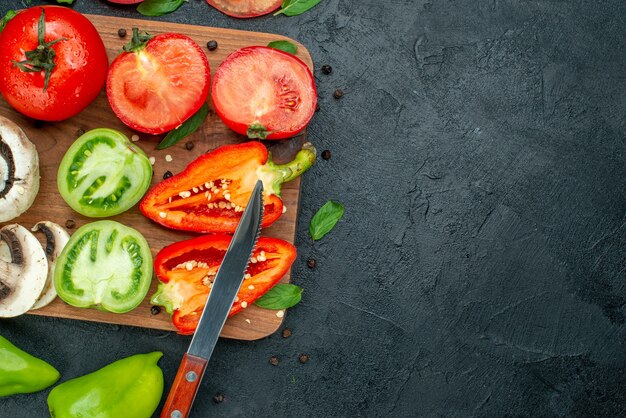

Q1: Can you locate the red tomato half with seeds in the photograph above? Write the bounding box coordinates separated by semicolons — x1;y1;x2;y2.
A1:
211;46;317;140
206;0;282;18
107;31;210;134
0;6;108;121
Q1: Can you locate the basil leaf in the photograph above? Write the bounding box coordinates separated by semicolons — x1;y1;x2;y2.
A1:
309;200;344;240
267;40;298;55
158;103;209;150
0;10;16;32
274;0;322;16
137;0;186;17
56;0;75;4
254;284;303;310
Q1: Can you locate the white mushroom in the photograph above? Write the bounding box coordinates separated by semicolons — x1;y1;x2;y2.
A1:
0;224;48;317
0;116;40;222
30;222;70;310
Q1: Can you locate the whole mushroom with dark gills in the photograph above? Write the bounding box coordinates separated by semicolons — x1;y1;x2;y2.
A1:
140;141;316;233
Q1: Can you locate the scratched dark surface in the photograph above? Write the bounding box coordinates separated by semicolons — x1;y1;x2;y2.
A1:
1;1;625;417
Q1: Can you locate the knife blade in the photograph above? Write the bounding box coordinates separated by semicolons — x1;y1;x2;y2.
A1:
160;180;264;418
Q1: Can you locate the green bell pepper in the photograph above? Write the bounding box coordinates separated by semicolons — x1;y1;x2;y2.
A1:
0;335;60;397
47;352;164;418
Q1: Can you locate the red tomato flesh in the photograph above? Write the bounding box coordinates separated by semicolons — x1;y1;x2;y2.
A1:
211;46;317;140
206;0;282;18
107;33;210;135
0;6;108;121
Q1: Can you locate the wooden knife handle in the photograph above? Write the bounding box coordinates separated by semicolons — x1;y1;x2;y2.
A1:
161;353;208;418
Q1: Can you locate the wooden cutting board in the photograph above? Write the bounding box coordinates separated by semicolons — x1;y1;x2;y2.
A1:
0;14;313;340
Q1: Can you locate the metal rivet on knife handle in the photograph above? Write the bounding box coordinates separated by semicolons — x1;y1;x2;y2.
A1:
186;371;197;382
171;411;182;418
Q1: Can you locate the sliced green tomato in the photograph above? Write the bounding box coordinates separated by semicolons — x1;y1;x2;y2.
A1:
57;128;153;217
53;221;153;313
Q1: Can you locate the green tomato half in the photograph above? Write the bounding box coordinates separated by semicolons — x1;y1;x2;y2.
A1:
57;128;152;217
54;221;153;313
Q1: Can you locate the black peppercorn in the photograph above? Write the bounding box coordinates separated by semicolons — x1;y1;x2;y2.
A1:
65;220;76;230
269;356;279;366
150;306;161;315
321;64;332;75
333;89;344;100
118;28;127;38
307;258;316;269
213;393;225;404
207;40;218;51
163;171;173;180
281;328;292;338
75;128;85;137
185;141;194;150
321;150;331;160
298;354;309;364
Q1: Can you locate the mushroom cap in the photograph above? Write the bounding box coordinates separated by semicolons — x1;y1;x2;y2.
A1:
0;116;40;222
0;224;48;317
30;221;70;310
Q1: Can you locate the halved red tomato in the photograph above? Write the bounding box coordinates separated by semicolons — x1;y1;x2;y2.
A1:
211;46;317;140
106;31;210;134
206;0;282;18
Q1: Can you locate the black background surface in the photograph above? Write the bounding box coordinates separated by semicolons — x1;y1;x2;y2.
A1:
0;1;624;417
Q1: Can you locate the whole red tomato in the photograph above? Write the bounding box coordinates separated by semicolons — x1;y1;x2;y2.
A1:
0;6;108;121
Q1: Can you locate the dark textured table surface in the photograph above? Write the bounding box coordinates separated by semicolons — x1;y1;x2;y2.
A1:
1;1;625;417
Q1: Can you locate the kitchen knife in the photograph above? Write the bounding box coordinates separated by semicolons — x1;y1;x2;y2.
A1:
160;180;264;418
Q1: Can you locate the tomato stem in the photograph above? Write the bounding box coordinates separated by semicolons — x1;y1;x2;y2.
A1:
11;9;66;91
123;28;153;53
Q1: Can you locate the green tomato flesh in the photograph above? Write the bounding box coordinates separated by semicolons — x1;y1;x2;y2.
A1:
57;128;152;217
54;221;153;313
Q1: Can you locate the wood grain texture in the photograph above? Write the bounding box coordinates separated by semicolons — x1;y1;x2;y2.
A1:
0;14;313;340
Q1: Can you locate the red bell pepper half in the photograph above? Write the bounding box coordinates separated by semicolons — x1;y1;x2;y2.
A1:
150;234;297;334
140;141;316;233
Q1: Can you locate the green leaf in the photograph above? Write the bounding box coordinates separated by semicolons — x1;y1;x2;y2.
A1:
137;0;186;17
274;0;322;16
309;200;344;240
157;103;209;150
267;40;298;55
0;10;17;32
56;0;75;4
254;284;303;310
